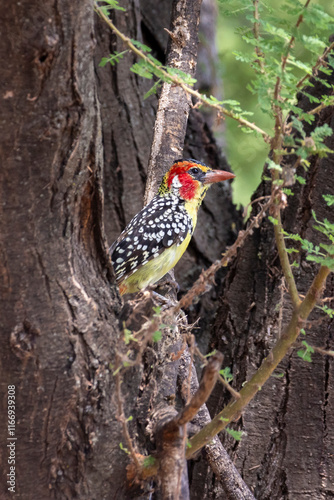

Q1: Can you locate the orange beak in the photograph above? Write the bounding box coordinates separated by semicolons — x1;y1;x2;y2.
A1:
203;170;235;184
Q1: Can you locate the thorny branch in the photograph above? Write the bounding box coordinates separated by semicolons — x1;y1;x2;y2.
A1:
174;197;274;311
281;0;311;74
186;265;331;459
175;352;223;426
192;342;240;400
253;0;265;73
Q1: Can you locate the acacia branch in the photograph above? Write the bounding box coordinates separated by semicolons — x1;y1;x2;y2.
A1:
281;0;311;74
271;70;300;309
94;2;271;143
296;40;334;89
253;0;265;73
185;265;331;459
273;209;301;308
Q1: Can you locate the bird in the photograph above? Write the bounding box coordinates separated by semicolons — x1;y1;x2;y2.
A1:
110;159;235;295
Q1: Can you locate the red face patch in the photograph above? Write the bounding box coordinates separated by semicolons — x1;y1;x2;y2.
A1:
167;162;191;188
166;161;199;200
178;173;197;200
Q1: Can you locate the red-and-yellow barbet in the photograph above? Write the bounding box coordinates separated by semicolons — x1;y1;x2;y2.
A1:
110;159;235;295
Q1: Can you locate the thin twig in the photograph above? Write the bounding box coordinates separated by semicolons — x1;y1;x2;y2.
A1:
194;345;241;400
115;355;141;470
281;0;311;74
273;210;301;308
311;346;334;357
308;97;334;115
296;41;334;89
242;195;271;218
253;0;265;73
174;198;274;311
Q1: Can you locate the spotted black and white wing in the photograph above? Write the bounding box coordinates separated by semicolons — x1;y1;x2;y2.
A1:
110;195;193;283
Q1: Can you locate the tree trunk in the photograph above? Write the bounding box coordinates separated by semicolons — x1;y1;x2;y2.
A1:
0;1;133;498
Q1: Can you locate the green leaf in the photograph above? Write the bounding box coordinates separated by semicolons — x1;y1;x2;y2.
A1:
322;194;334;207
96;0;126;12
220;367;233;383
144;79;162;99
286;248;299;254
124;328;132;345
297;341;314;363
152;330;162;342
130;62;153;79
166;67;197;86
119;442;130;454
321;305;334;318
225;427;243;441
99;50;128;67
130;39;152;52
143;456;156;467
268;216;278;225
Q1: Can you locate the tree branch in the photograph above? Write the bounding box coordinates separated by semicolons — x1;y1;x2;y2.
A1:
94;1;271;144
153;352;223;499
185;265;331;458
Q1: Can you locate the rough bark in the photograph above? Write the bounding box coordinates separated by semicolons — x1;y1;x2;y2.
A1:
0;1;134;498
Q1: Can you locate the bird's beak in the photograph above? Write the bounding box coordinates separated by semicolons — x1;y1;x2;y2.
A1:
203;170;235;185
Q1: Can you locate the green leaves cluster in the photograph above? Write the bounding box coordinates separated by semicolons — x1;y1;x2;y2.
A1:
297;340;314;363
222;0;334;114
220;366;233;383
96;0;125;16
285;118;333;159
283;206;334;271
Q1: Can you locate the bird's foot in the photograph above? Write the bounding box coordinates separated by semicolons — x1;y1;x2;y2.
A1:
151;291;178;311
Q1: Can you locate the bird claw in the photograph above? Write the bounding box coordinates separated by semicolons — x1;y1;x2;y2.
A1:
151;291;178;310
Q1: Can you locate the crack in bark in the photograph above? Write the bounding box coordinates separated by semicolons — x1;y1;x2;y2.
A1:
41;376;59;466
35;249;52;302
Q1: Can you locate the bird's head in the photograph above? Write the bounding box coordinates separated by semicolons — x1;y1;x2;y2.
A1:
159;159;235;202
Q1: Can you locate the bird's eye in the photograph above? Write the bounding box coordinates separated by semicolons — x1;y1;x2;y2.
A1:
190;167;200;175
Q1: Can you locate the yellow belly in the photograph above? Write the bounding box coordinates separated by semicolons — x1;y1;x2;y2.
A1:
119;232;192;294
